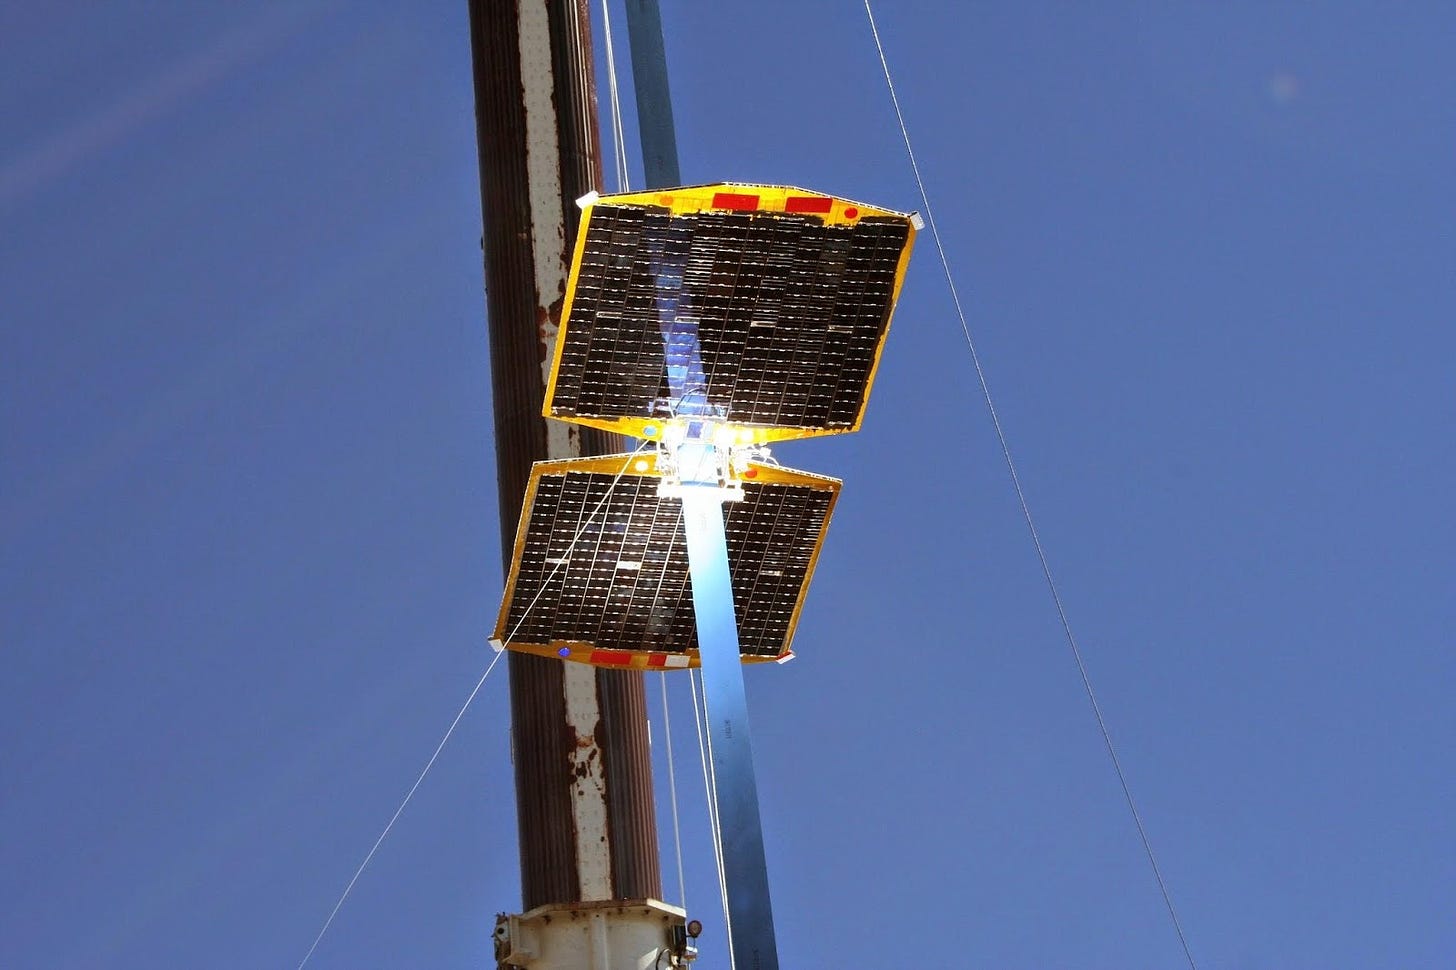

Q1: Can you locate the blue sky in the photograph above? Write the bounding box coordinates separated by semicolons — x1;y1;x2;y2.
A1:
2;3;1452;968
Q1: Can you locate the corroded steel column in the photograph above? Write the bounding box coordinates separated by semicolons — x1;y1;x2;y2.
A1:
467;0;660;908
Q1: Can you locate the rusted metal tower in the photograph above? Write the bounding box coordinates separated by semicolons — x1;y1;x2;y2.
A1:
467;2;693;965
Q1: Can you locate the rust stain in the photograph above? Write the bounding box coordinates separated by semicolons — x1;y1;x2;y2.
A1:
535;288;567;359
534;304;554;365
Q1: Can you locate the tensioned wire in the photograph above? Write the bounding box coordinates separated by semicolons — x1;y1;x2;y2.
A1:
659;672;688;911
861;3;1200;968
296;443;651;970
599;0;632;194
690;665;733;946
600;0;696;920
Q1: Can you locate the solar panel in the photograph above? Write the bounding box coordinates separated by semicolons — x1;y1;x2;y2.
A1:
504;184;914;970
543;184;918;443
494;452;839;668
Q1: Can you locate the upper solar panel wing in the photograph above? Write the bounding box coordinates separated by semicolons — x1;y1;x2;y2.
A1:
493;452;839;668
544;183;918;443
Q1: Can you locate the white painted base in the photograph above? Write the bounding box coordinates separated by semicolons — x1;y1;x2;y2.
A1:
494;899;697;970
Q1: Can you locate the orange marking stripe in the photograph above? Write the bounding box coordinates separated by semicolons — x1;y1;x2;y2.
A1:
712;191;760;211
784;195;833;214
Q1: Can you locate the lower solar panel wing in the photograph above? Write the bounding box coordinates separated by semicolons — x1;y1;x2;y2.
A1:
493;453;839;669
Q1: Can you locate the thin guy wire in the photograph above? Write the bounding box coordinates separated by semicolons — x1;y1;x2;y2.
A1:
862;4;1198;968
600;0;631;192
602;10;701;918
600;0;623;189
295;649;504;970
696;667;733;956
689;666;733;947
297;446;648;968
660;672;688;910
507;441;651;647
601;8;696;913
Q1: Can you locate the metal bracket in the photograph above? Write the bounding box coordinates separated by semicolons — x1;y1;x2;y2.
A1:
655;439;746;502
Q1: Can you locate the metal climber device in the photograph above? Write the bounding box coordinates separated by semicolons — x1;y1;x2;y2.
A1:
495;183;917;969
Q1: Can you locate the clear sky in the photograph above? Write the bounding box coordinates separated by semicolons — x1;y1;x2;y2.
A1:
3;3;1452;968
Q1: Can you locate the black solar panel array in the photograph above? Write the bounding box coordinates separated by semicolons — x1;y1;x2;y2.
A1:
501;467;834;658
552;204;910;432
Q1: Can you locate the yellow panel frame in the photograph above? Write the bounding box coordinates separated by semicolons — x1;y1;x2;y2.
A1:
493;451;841;669
543;183;919;444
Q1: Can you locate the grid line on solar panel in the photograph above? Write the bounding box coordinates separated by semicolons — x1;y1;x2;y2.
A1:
548;205;910;435
498;469;834;660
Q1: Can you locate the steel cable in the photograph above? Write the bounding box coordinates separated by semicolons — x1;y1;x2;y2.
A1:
296;445;650;968
862;3;1199;967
